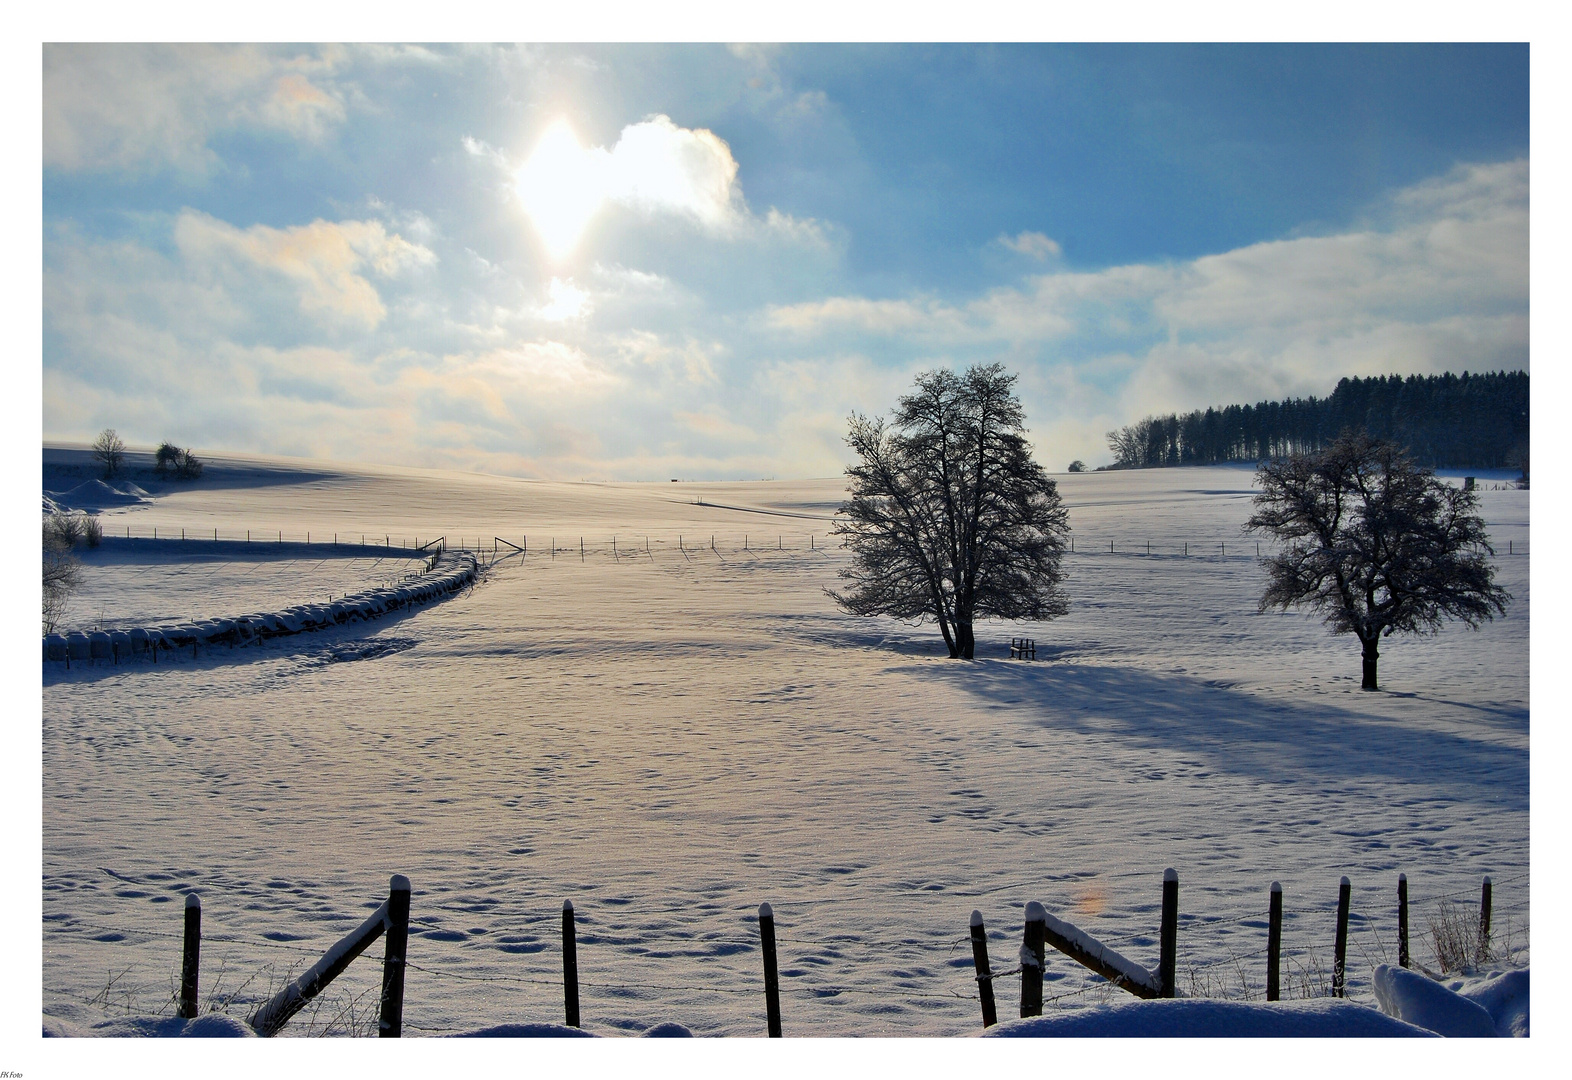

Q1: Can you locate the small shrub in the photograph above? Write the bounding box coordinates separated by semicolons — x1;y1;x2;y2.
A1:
83;515;102;548
176;449;204;480
155;442;181;476
43;521;83;634
45;513;85;549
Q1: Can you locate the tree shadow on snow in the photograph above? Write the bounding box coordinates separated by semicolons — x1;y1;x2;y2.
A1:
904;659;1527;806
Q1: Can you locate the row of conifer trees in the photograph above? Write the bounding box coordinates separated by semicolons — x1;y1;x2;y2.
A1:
1104;370;1528;471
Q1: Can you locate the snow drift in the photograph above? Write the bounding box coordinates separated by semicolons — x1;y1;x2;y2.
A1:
983;998;1436;1037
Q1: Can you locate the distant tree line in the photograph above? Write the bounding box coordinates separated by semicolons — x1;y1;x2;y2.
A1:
1103;371;1528;472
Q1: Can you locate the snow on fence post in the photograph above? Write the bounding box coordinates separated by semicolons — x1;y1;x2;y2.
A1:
1266;882;1282;1002
1159;869;1178;998
179;892;201;1019
1397;874;1409;969
378;874;411;1038
969;910;998;1028
1333;876;1351;997
1478;877;1492;964
1020;901;1046;1017
759;902;782;1037
562;900;580;1028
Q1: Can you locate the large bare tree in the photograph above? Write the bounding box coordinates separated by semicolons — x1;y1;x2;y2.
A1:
1245;432;1510;690
830;363;1070;659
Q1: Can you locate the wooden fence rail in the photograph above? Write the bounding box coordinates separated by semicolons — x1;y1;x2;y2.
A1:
245;875;410;1038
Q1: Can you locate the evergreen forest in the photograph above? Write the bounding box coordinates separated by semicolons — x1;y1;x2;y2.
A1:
1103;371;1528;472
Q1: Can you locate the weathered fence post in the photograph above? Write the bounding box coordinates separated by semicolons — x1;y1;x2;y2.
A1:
759;902;782;1037
1159;868;1178;998
1266;881;1281;1002
180;892;201;1019
1479;876;1492;963
1020;901;1046;1017
1397;874;1409;969
1333;876;1350;997
562;900;580;1028
378;874;411;1038
969;910;997;1028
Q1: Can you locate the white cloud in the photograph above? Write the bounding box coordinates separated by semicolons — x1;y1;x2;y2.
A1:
173;212;436;330
510;114;825;258
43;45;350;174
999;231;1062;260
538;278;591;321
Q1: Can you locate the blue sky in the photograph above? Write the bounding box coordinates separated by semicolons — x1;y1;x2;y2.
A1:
42;43;1529;478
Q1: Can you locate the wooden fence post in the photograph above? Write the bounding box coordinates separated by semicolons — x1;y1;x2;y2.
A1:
759;903;782;1037
1266;881;1281;1002
180;892;201;1019
562;900;580;1028
1397;874;1409;969
1333;876;1350;998
1479;876;1492;963
1020;901;1046;1017
969;910;997;1028
1159;868;1178;998
378;875;411;1038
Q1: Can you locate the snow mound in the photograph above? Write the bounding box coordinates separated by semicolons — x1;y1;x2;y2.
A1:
46;479;154;513
1447;968;1529;1037
446;1021;692;1037
448;1022;598;1038
983;998;1437;1037
43;1012;256;1037
1372;964;1497;1037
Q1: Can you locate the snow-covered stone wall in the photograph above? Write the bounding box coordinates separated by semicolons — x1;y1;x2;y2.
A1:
43;549;479;664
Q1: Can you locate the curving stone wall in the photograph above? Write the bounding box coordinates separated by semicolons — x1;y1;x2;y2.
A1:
44;550;479;665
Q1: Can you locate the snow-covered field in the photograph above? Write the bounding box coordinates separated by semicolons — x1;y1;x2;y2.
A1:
40;448;1529;1036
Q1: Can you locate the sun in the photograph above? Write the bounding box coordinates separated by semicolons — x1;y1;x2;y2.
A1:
514;120;606;260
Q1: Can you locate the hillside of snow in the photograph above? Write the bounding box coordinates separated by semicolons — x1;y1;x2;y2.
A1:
41;448;1528;1036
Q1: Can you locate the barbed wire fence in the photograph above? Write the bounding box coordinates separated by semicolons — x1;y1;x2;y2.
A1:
42;868;1528;1036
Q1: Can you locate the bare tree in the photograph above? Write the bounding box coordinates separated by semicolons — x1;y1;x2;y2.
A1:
92;429;126;479
830;363;1070;659
1245;432;1510;690
43;520;82;634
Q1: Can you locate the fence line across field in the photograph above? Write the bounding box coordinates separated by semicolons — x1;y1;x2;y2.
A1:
94;524;1529;564
48;866;1523;1037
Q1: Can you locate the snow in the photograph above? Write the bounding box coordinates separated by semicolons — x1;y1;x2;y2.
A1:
1371;963;1497;1037
45;478;156;513
40;451;1528;1036
1447;968;1530;1038
982;998;1437;1037
43;1012;256;1037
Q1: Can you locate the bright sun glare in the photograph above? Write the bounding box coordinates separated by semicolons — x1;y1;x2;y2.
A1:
514;120;605;259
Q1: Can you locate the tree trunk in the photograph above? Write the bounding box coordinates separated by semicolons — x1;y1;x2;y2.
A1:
957;620;975;660
936;613;960;658
1360;635;1379;691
